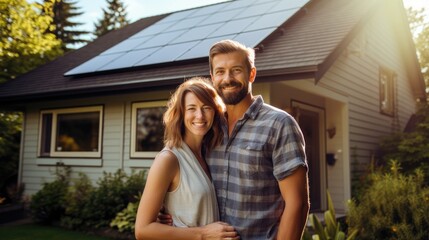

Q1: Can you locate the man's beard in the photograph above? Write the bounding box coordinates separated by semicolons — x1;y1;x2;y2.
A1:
216;80;249;105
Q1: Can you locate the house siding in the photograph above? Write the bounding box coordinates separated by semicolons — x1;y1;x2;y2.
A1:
319;8;416;194
20;90;171;196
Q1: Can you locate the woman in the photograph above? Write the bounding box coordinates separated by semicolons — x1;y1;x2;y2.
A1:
135;77;239;240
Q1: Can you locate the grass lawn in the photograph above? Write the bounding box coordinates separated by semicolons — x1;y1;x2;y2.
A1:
0;223;113;240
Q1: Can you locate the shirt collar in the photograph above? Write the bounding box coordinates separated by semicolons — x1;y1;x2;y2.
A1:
244;95;264;120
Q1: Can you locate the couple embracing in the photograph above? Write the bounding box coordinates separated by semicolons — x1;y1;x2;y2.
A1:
135;39;309;240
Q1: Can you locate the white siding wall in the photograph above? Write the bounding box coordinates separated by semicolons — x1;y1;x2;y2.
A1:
318;9;416;191
20;90;170;196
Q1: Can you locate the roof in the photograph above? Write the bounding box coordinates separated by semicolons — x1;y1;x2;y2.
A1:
0;0;425;105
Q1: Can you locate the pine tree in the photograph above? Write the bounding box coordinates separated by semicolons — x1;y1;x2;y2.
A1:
94;0;130;38
43;0;89;51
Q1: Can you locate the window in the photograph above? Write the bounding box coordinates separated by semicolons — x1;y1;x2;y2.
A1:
39;106;103;158
131;101;167;158
379;67;396;116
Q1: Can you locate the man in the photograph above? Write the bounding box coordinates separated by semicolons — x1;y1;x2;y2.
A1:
207;39;309;240
160;39;309;239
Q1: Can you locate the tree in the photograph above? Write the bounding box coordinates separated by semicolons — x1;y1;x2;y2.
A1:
0;0;63;82
0;112;22;204
415;19;429;91
43;0;89;51
0;0;63;204
406;7;429;93
93;0;129;38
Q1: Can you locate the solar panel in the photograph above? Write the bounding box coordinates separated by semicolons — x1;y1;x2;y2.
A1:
136;41;199;66
233;28;277;48
101;36;151;55
245;9;297;31
99;47;160;71
131;21;176;38
168;15;207;31
65;0;311;76
142;30;187;48
177;35;236;61
65;53;123;75
200;9;242;25
232;1;278;19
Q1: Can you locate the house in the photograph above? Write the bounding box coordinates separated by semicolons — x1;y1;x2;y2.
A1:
0;0;425;213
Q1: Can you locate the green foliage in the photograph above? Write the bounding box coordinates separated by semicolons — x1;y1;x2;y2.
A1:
0;0;63;82
29;166;146;232
379;105;429;183
93;0;129;38
29;164;71;223
406;7;428;91
82;170;134;228
302;191;358;240
110;201;139;233
347;161;429;240
0;112;22;204
60;173;95;229
60;169;145;230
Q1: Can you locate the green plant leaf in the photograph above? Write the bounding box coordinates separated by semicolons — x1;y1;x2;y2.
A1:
335;231;345;240
346;229;359;240
325;211;337;237
310;214;328;240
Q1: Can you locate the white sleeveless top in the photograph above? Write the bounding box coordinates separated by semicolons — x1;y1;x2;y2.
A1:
163;144;219;227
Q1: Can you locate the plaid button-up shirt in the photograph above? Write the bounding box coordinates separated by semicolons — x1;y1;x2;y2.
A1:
207;96;307;240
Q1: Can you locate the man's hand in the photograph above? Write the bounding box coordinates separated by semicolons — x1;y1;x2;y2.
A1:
157;207;173;226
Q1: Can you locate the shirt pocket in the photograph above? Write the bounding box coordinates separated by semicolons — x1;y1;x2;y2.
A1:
236;141;265;178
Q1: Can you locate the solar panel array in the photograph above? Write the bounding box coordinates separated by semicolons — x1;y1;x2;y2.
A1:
65;0;310;76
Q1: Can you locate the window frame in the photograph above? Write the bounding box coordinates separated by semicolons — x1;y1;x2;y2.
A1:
38;105;104;158
130;100;167;159
379;67;396;117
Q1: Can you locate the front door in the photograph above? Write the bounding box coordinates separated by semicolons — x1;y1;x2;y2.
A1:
292;101;326;211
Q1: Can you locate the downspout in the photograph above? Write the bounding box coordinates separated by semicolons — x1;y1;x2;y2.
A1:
120;101;126;170
17;111;25;194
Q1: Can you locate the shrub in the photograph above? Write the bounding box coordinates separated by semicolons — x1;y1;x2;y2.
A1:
29;164;70;223
347;161;429;240
30;167;146;232
79;169;145;229
60;173;94;229
110;171;145;233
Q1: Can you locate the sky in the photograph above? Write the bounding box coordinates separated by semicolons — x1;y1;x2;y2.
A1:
69;0;427;47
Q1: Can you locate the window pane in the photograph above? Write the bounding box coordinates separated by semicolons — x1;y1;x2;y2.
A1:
56;112;100;152
379;68;395;116
136;107;166;152
40;113;52;156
